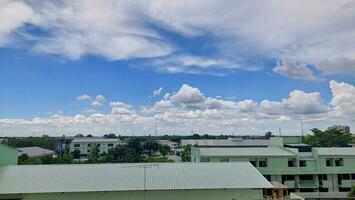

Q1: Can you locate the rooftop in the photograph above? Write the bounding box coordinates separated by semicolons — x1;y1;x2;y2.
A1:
0;162;272;194
17;146;55;158
314;147;355;156
181;138;270;147
197;147;296;157
72;137;119;143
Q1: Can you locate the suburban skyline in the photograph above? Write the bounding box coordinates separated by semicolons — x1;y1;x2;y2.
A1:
0;0;354;136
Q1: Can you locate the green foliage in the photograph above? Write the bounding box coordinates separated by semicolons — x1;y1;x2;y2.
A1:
303;128;352;147
181;144;192;162
264;131;273;139
18;153;75;165
6;136;57;150
143;156;174;163
349;186;355;197
72;149;81;159
89;145;100;162
143;138;160;156
103;133;117;138
159;144;171;157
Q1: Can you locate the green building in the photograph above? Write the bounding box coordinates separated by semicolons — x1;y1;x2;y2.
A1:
0;143;18;166
0;162;272;200
191;138;355;195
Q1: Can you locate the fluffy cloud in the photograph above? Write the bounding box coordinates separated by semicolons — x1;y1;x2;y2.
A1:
273;59;316;80
330;80;355;117
153;87;163;97
76;94;92;101
0;82;354;136
1;1;355;76
0;0;33;45
91;95;105;107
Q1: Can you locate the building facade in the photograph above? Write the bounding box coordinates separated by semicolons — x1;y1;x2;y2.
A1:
191;138;355;194
0;144;18;166
69;138;120;159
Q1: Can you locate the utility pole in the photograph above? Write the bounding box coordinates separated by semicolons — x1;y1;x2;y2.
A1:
278;128;282;136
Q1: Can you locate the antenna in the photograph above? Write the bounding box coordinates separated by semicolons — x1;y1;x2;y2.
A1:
154;119;158;137
278;128;282;136
300;119;304;137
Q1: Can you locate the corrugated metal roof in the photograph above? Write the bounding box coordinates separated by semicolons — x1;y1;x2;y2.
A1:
181;139;270;147
0;162;272;194
315;147;355;156
198;147;296;157
17;146;55;158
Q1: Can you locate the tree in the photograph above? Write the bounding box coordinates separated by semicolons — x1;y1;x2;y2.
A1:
103;133;117;138
159;145;171;157
303;128;352;147
181;145;192;162
143;156;174;163
72;149;81;159
86;134;93;137
349;186;355;197
264;131;273;139
74;134;84;138
143;138;160;156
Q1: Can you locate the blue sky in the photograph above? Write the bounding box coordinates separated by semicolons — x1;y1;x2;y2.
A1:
0;0;354;136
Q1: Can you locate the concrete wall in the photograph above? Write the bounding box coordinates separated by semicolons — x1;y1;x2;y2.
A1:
0;144;18;166
0;189;264;200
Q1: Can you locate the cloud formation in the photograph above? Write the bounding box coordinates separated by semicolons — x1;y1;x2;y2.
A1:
1;0;354;76
273;59;316;80
153;87;163;97
1;81;353;136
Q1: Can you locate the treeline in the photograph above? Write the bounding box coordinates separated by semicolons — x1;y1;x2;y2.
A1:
18;137;174;165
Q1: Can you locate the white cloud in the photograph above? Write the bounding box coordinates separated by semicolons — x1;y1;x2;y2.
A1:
76;94;92;101
91;95;105;107
329;80;355;117
273;59;316;80
1;81;354;136
153;87;163;97
2;1;354;76
0;0;33;45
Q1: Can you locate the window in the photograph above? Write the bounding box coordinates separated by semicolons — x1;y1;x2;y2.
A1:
259;158;268;167
220;158;229;162
249;159;257;167
335;158;343;166
326;158;333;166
201;158;210;162
318;174;328;181
96;144;101;147
299;175;313;181
339;187;351;192
108;143;114;147
299;160;307;167
282;175;295;182
74;144;80;147
88;143;91;147
288;158;296;167
87;149;91;153
264;175;272;181
319;188;328;192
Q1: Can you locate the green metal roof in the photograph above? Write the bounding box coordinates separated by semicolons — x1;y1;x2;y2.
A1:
0;162;272;194
314;147;355;156
198;147;296;157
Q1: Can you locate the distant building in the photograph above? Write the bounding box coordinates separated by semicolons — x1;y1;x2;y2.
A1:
69;137;120;159
17;146;56;158
0;144;18;166
191;137;355;197
327;125;350;134
181;137;270;148
0;162;272;200
156;140;178;151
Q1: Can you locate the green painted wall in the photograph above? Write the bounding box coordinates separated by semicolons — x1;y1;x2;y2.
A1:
0;144;18;166
0;189;264;200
